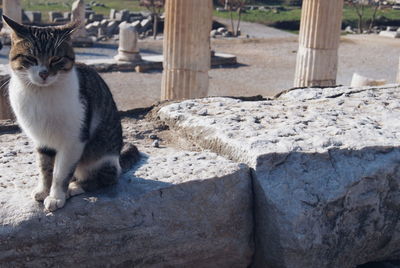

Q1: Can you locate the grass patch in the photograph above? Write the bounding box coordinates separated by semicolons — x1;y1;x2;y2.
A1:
21;0;145;22
214;5;400;30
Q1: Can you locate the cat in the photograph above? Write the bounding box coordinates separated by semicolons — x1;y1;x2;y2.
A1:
3;15;139;212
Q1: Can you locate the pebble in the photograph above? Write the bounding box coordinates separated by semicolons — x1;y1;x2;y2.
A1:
149;134;158;140
197;109;208;116
4;151;17;157
152;140;160;148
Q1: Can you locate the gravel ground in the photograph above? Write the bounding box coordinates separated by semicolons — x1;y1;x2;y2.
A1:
0;22;399;111
105;34;400;111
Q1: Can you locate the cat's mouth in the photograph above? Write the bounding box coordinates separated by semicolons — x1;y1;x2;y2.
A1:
30;79;53;87
29;74;58;87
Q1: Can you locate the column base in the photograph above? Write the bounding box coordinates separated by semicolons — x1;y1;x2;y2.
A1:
294;46;338;88
161;69;209;100
114;52;142;63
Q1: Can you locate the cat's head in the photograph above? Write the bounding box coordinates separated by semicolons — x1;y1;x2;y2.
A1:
3;15;79;87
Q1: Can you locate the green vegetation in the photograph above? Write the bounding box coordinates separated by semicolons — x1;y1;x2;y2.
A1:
214;7;302;26
215;5;400;31
18;0;400;31
21;0;143;20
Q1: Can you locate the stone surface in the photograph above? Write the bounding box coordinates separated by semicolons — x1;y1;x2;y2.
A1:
0;131;253;267
159;85;400;268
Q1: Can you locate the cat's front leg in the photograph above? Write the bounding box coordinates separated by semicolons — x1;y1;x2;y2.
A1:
32;147;56;201
44;144;84;212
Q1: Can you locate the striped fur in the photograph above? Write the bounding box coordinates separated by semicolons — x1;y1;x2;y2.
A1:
4;16;139;212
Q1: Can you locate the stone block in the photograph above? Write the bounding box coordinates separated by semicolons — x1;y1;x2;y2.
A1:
159;85;400;268
379;30;400;38
109;9;117;19
89;13;104;22
85;10;95;19
106;20;119;36
63;12;71;20
128;12;143;22
0;133;253;267
351;73;386;87
53;17;69;24
115;9;130;22
140;18;152;31
48;11;63;22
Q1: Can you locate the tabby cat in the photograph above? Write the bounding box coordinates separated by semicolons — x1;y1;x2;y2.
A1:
4;15;139;212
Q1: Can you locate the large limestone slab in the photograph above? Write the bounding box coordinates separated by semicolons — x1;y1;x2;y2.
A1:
0;133;253;267
159;85;400;268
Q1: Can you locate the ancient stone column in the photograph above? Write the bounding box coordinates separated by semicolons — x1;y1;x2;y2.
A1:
0;81;13;120
294;0;344;87
71;0;93;47
1;0;22;35
114;22;141;62
161;0;213;100
397;56;400;84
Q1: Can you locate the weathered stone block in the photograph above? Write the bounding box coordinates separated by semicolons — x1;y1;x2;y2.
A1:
159;85;400;268
48;11;63;23
115;9;130;22
23;11;41;24
0;133;253;267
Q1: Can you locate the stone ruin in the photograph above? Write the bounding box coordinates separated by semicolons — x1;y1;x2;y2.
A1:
1;0;400;266
2;85;400;267
20;2;162;42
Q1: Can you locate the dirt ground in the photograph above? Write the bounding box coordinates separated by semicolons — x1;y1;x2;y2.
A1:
0;21;399;111
103;31;400;111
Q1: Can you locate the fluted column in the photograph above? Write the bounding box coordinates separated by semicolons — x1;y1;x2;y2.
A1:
294;0;344;87
397;56;400;84
161;0;213;100
1;0;22;34
0;83;12;120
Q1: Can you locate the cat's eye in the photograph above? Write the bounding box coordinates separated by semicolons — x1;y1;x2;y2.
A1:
50;57;64;65
22;55;38;65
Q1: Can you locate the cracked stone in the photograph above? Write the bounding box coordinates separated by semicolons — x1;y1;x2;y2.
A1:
159;85;400;268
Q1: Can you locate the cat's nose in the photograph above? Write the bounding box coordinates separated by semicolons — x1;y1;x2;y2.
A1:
39;70;49;80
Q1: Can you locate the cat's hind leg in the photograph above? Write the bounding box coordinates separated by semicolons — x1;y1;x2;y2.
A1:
68;155;121;196
32;147;56;201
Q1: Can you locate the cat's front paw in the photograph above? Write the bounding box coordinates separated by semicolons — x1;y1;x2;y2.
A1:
44;195;66;212
32;187;49;201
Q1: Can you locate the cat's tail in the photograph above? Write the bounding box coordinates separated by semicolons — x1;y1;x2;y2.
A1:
120;143;141;173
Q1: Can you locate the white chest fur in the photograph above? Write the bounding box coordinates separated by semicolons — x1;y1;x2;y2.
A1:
9;68;84;150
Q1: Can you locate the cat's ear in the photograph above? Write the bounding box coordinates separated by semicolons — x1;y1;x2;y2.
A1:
2;15;29;38
57;20;81;36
